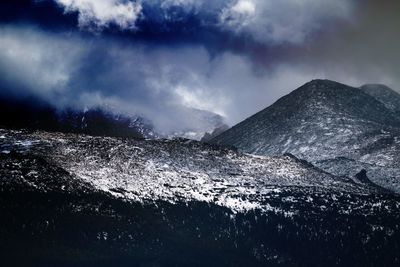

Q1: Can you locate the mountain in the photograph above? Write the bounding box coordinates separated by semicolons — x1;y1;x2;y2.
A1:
59;108;152;139
211;79;400;192
0;96;227;140
1;128;381;208
0;96;146;139
1;128;399;266
164;108;229;141
361;84;400;115
200;124;230;142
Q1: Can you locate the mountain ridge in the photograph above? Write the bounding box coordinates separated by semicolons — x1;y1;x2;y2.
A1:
211;79;400;192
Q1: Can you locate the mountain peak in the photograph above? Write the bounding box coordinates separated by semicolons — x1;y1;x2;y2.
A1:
306;79;344;86
297;79;358;96
211;79;400;193
266;79;400;127
211;79;400;159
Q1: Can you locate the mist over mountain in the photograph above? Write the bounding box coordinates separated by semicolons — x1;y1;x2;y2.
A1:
0;95;227;140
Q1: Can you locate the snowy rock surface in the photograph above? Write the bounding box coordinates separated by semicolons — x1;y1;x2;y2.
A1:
212;80;400;192
0;128;381;213
1;127;400;266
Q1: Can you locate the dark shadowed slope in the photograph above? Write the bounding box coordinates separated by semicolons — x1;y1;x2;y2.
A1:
0;95;227;140
0;96;145;139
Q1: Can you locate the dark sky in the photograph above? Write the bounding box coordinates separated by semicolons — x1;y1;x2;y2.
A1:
0;0;399;131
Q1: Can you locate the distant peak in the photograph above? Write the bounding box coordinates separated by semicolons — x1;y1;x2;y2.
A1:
360;84;400;98
360;83;400;113
360;84;394;92
309;79;335;84
290;80;356;99
361;83;389;88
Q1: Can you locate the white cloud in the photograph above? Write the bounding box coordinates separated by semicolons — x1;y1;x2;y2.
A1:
51;0;354;45
55;0;142;29
155;0;354;45
231;0;255;15
220;0;354;44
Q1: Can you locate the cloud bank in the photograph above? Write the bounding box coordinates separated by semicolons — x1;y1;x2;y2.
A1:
0;0;399;134
0;25;312;130
53;0;354;44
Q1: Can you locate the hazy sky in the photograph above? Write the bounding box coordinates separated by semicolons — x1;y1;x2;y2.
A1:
0;0;399;131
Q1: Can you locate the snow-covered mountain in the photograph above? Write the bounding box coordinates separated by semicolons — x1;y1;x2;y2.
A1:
211;79;400;192
0;128;382;213
1;128;399;266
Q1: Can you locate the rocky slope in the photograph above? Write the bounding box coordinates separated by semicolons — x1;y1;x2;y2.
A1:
211;80;400;192
361;84;400;115
0;127;399;266
0;128;380;213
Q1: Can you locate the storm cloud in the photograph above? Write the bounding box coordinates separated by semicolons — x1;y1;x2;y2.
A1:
53;0;355;44
0;0;399;132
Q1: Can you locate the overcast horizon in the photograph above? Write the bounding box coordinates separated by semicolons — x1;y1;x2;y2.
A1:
1;0;399;131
